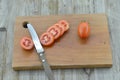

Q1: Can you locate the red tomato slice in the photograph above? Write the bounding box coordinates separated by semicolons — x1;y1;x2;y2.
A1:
20;37;34;50
54;23;65;36
47;26;61;39
59;20;69;31
78;22;90;39
40;32;54;46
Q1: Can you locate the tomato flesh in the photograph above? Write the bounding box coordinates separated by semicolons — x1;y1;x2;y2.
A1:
54;23;65;36
20;37;34;50
47;26;61;39
40;32;54;46
78;22;90;39
59;20;69;31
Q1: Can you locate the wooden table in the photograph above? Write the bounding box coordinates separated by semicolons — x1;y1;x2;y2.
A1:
0;0;119;80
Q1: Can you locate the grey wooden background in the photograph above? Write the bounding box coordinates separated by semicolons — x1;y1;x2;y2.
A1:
0;0;119;80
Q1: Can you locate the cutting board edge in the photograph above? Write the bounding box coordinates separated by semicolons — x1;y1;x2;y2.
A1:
15;13;107;19
12;62;112;70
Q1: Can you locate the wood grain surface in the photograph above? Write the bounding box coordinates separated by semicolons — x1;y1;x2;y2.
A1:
12;14;112;70
0;0;120;80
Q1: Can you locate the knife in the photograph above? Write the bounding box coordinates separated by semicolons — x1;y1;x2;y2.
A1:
26;23;55;80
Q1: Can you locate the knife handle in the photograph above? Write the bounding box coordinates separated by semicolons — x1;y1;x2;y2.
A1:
39;52;55;80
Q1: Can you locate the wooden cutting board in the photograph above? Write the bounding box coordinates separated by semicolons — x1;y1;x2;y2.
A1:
12;14;112;70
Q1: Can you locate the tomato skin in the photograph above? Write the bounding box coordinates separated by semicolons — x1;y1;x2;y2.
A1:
78;22;90;39
59;20;69;31
54;23;65;36
20;37;34;50
40;32;54;46
47;26;61;39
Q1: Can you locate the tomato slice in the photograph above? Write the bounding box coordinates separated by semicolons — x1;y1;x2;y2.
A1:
78;22;90;39
59;20;69;31
47;26;61;39
54;23;65;36
40;32;54;46
20;37;34;50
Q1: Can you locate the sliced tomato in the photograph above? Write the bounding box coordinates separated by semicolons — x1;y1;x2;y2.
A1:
47;26;61;39
59;20;69;31
54;23;65;36
78;22;90;39
20;37;34;50
40;32;54;46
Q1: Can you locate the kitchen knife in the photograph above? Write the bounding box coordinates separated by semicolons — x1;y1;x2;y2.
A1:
26;23;55;80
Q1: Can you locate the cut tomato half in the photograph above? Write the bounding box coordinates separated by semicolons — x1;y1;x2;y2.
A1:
20;37;34;50
59;20;69;31
54;23;65;36
40;32;54;46
47;26;61;39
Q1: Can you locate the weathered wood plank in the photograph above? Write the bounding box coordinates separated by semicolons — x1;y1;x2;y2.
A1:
0;0;8;28
92;0;120;80
0;0;19;80
0;32;6;80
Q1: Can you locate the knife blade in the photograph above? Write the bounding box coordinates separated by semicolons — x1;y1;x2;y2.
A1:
26;23;55;80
